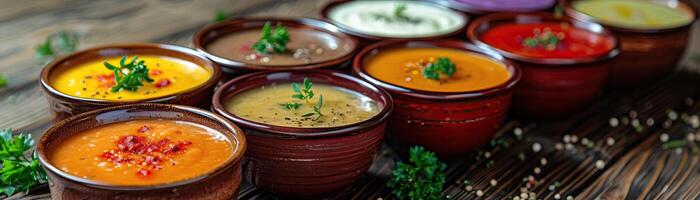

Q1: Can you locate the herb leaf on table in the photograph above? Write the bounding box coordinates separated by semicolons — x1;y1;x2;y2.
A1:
34;31;79;62
0;74;7;88
251;22;290;54
387;146;446;200
104;56;154;92
0;129;46;196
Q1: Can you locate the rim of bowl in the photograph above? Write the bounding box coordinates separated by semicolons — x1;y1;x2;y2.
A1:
561;0;698;33
319;0;470;41
39;43;221;104
36;103;247;191
192;17;359;71
427;0;557;14
211;69;393;138
467;12;620;65
352;39;521;100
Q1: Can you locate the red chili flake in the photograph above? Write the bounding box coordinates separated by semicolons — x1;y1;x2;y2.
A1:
155;79;171;88
149;69;163;76
137;125;151;133
240;45;252;52
137;169;152;177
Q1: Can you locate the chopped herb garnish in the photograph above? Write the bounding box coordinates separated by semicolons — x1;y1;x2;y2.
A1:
56;32;78;53
0;129;47;196
388;146;446;200
291;78;315;103
213;10;228;22
104;56;154;92
280;102;302;110
303;95;323;118
251;22;290;54
662;140;688;150
423;57;456;80
374;4;422;24
34;38;55;61
0;74;7;88
522;29;561;50
34;31;78;62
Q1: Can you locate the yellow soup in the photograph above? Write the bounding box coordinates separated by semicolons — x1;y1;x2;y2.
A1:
227;84;381;128
573;0;694;29
50;119;234;186
50;55;211;101
365;48;510;93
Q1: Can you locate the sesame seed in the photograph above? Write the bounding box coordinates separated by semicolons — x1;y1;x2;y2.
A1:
629;110;638;118
377;198;383;200
581;138;590;146
660;133;670;142
548;184;556;191
675;148;683;154
595;160;605;169
688;133;696;142
514;128;523;136
565;143;575;151
563;135;571;143
646;118;655;126
532;143;542;153
514;197;521;200
668;110;679;120
540;158;548;165
476;190;484;197
567;195;574;200
571;135;579;143
484;152;491;158
534;167;541;174
490;179;498;186
606;137;616;146
465;185;473;191
554;194;561;199
520;192;529;199
686;97;694;106
690;115;700;128
555;143;564;150
663;120;673;128
631;119;641;127
609;117;619;127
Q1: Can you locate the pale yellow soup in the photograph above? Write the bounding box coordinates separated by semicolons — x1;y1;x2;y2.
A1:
573;0;694;29
50;55;211;101
226;84;381;128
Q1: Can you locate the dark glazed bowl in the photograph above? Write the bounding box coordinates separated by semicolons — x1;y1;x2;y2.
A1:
468;13;619;119
211;70;392;198
39;43;221;123
36;103;246;200
352;39;520;158
562;0;697;87
193;17;359;78
320;0;469;42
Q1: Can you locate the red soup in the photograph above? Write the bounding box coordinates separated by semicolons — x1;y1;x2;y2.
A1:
481;22;615;59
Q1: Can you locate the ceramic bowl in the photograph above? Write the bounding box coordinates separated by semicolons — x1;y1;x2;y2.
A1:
468;12;619;119
320;0;469;42
352;39;520;158
193;17;359;78
211;70;392;198
39;43;221;123
36;103;246;200
562;0;697;87
429;0;556;15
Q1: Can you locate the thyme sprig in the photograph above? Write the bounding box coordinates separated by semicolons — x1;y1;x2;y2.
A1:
387;146;446;200
0;129;47;196
104;56;154;92
251;22;290;54
284;78;323;118
423;57;456;80
280;102;302;110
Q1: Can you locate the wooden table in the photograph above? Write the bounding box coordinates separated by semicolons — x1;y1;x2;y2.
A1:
2;1;700;199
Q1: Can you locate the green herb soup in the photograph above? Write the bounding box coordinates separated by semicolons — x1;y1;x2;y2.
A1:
226;83;381;128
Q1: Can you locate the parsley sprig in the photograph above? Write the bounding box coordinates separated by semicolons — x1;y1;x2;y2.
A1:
387;146;446;200
522;29;561;50
104;56;154;92
251;22;290;54
283;78;324;118
0;129;46;196
423;57;456;80
279;102;302;110
34;32;78;62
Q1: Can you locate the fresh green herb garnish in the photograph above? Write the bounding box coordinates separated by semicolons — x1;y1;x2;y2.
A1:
104;56;154;92
251;22;290;54
374;4;422;24
0;74;7;88
522;29;561;50
291;78;315;103
303;95;323;118
387;146;446;200
34;32;78;62
662;140;688;150
280;102;302;110
213;10;228;22
423;57;456;80
0;129;46;196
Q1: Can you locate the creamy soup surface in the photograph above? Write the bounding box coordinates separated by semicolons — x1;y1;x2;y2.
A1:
50;119;234;186
227;83;381;128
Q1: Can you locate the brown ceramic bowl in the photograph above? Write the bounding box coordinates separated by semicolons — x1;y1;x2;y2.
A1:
320;0;469;42
562;0;698;87
36;103;246;200
352;39;520;158
212;70;392;199
467;12;619;119
193;17;359;78
39;43;221;123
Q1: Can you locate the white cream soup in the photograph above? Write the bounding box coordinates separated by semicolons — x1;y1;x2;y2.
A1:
328;0;465;38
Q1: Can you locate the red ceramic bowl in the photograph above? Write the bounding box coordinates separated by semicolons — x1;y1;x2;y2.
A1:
37;103;246;200
211;70;392;198
320;0;469;42
193;17;359;78
39;43;221;122
562;0;697;87
352;39;520;158
468;13;619;119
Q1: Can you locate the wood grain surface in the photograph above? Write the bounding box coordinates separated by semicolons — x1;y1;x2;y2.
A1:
2;0;700;200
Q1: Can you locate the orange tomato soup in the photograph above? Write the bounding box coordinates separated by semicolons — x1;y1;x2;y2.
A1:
49;119;234;186
364;48;510;93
